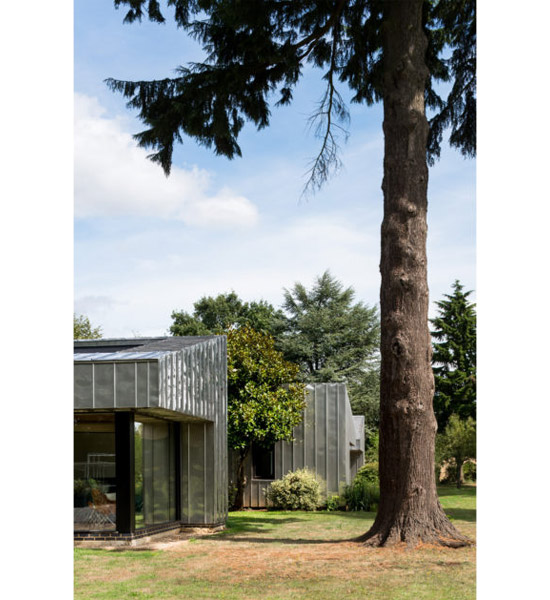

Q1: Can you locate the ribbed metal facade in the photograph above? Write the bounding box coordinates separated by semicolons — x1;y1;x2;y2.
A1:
74;336;227;527
237;383;365;508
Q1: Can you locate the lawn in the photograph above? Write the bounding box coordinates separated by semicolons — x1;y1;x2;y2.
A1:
74;485;475;600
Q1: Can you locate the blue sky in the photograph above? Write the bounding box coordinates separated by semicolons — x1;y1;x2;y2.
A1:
74;0;476;337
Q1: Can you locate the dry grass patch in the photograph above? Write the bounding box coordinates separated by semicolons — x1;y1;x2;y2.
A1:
74;485;475;600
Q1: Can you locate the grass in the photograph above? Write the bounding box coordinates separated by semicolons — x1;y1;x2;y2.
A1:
74;484;475;600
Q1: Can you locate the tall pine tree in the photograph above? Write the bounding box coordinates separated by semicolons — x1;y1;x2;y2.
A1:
107;0;475;546
431;280;476;430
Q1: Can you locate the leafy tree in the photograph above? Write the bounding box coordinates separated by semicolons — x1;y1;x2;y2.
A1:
226;325;306;509
74;314;102;340
431;280;476;430
108;0;475;546
436;415;476;488
281;271;379;380
281;271;380;439
170;292;285;337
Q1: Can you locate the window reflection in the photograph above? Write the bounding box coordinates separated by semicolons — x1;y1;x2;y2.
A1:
135;417;176;529
74;414;116;531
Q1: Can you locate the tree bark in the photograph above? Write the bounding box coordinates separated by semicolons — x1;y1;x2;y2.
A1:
358;0;469;547
231;446;251;510
456;459;463;489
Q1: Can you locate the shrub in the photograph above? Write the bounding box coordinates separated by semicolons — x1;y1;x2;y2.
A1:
355;461;379;485
266;468;323;511
463;459;476;482
325;494;345;511
344;478;380;511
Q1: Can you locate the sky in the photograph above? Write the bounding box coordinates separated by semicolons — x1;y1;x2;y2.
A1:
74;0;476;338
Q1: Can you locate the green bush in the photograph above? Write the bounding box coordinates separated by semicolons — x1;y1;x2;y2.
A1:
355;462;379;485
325;494;345;512
344;477;380;511
463;460;476;482
266;468;323;511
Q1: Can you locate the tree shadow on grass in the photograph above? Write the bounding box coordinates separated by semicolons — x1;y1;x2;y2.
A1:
204;534;356;545
444;508;476;522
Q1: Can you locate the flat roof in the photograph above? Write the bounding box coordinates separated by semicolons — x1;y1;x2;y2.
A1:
74;336;221;356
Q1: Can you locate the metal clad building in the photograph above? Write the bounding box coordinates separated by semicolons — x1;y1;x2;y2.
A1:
237;383;365;508
74;336;227;541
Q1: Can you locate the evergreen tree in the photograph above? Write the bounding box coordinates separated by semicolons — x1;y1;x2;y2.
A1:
281;271;380;437
108;0;475;547
431;280;476;430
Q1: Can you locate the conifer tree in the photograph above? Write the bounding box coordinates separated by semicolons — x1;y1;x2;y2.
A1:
431;280;476;430
107;0;475;546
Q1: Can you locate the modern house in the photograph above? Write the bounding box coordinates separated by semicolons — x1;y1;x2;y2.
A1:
233;383;365;508
74;336;228;543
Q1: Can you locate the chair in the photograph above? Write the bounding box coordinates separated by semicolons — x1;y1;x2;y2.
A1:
87;488;116;526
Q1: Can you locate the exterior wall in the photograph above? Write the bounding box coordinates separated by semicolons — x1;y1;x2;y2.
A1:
235;383;364;507
74;336;228;530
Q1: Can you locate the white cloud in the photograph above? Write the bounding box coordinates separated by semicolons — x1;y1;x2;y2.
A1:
74;93;258;228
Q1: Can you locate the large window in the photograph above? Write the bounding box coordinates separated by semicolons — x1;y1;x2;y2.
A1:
134;417;177;529
74;414;116;532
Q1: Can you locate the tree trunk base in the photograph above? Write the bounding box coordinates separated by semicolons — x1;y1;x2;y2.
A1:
356;505;472;548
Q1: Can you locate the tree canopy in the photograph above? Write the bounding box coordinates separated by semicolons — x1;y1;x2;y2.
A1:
226;325;306;508
170;292;285;337
431;280;476;429
74;314;103;340
226;325;306;453
108;0;475;187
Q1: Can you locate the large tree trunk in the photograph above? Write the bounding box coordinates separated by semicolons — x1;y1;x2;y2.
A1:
358;0;469;547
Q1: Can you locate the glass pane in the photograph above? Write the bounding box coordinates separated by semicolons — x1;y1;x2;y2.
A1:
135;417;176;529
252;444;275;480
74;414;116;532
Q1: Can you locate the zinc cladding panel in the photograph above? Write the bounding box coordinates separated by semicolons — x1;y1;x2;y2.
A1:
74;363;93;408
315;384;327;481
326;385;339;493
94;363;114;408
115;363;136;407
136;362;149;408
188;423;206;523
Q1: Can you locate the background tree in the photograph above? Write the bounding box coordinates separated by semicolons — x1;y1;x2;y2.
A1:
170;292;285;337
436;415;476;488
226;325;306;509
108;0;475;546
431;280;476;430
281;271;380;443
74;314;102;340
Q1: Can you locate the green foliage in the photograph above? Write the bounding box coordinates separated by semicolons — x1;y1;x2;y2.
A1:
355;462;379;485
281;271;379;382
431;280;476;429
227;325;306;452
108;1;475;182
325;494;344;512
280;271;380;437
364;430;379;464
463;460;476;482
266;469;323;511
170;292;285;337
344;478;380;512
74;314;102;340
436;415;476;487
